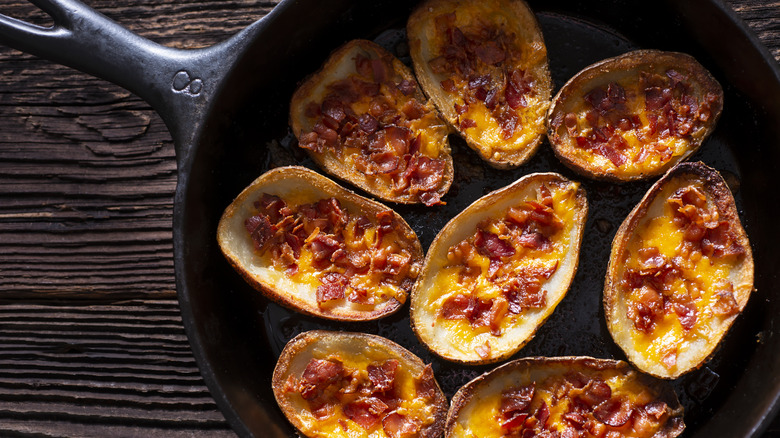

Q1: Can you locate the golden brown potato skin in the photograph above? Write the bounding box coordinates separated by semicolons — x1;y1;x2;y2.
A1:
408;0;552;169
446;356;684;438
272;330;448;438
604;162;754;378
547;50;723;182
411;172;587;364
217;166;422;321
290;39;453;205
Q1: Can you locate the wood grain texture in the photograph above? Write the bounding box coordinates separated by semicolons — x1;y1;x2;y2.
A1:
0;0;777;436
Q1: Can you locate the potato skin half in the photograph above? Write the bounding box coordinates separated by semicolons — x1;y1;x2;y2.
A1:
547;50;723;182
604;162;754;378
290;39;453;205
217;166;423;321
272;330;448;438
446;356;685;438
410;173;587;364
408;0;552;169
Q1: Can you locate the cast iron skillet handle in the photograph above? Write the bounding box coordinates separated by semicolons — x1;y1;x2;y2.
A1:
0;0;255;158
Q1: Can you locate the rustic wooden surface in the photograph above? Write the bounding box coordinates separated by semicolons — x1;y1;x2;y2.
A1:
0;0;777;436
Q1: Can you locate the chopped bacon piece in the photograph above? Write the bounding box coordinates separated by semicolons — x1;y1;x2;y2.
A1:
460;118;477;129
475;230;515;259
500;383;535;430
713;283;739;316
627;285;664;333
382;412;422;438
367;359;399;394
440;78;457;93
644;401;668;420
299;358;345;400
245;214;275;251
316;272;348;304
396;79;416;96
310;233;344;265
358;114;379;134
415;364;438;400
576;379;612;409
672;296;697;330
594;398;633;427
343;396;389;429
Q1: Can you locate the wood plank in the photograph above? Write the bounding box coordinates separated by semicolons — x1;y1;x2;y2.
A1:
0;300;234;437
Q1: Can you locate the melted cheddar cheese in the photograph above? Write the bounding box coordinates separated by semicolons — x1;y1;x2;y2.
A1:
621;183;743;373
418;0;550;162
248;191;417;311
425;183;579;359
284;347;438;437
450;363;677;438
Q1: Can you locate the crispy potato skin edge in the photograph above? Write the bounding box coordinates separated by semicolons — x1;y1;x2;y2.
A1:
216;166;423;321
546;50;724;182
444;356;685;438
407;0;552;169
603;161;755;379
272;330;448;438
289;39;454;204
410;172;588;365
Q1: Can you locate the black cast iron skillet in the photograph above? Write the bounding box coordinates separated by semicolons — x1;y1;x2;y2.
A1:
1;0;779;436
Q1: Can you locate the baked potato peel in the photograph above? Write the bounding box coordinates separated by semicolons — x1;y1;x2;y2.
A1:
290;39;453;206
411;172;587;364
272;330;448;438
445;357;685;438
604;162;754;379
547;50;723;181
408;0;552;168
217;166;423;321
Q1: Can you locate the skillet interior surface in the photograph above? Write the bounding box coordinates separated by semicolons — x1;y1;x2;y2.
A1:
175;0;780;436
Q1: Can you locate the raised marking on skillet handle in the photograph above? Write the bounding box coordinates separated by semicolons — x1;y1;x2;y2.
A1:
172;70;203;96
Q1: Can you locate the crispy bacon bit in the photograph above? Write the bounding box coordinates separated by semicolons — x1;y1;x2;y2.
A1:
299;359;345;400
713;282;739;316
382;412;422;438
316;272;348;304
500;384;535;430
367;359;399;394
644;401;668;420
343;396;389;429
415;364;438;400
627;285;664;333
245;214;275;251
246;193;417;306
594;397;633;427
460;118;477;130
576;379;612;409
299;51;447;204
475;342;491;359
475;229;516;259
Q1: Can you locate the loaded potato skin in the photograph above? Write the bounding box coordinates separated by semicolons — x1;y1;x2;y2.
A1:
290;39;453;206
445;357;684;438
604;162;754;378
411;173;587;364
217;166;423;321
272;330;448;438
408;0;552;168
548;50;723;181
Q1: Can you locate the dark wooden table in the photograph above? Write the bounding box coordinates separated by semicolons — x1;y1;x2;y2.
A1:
0;0;777;436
